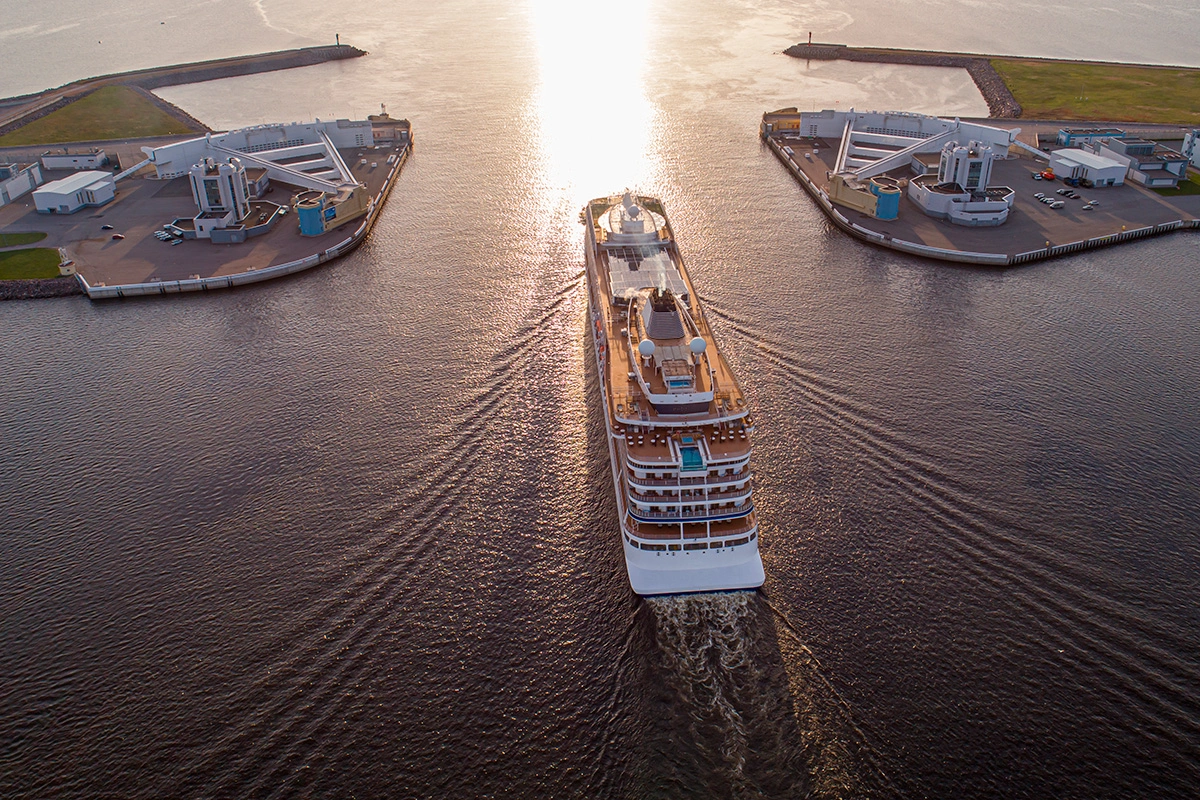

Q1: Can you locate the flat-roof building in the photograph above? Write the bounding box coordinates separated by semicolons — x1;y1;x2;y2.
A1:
1183;130;1200;167
0;163;43;207
33;171;115;214
1085;138;1190;188
41;149;108;171
1049;149;1126;187
1056;128;1125;147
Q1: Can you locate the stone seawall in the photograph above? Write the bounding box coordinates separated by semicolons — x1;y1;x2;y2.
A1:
0;276;84;301
784;44;1021;118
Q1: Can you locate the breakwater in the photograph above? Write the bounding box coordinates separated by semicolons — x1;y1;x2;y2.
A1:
0;45;367;132
0;275;83;301
784;43;1021;118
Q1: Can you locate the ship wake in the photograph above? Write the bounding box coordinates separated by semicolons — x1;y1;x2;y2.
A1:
646;591;887;799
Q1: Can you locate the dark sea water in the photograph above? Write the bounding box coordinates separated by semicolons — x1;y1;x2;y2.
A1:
3;1;1200;797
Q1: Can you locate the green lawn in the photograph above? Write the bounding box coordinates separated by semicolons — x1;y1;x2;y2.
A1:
0;248;62;280
1153;172;1200;197
0;231;47;247
0;85;196;146
991;59;1200;125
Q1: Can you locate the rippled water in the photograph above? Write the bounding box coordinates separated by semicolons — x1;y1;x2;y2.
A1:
3;1;1200;798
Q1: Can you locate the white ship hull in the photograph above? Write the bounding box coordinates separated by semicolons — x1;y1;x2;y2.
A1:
584;195;765;596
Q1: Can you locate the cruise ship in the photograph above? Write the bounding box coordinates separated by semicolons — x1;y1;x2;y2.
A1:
583;192;765;595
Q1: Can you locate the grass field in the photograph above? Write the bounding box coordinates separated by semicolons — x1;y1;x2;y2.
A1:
0;231;47;248
991;60;1200;125
0;248;61;280
0;86;196;146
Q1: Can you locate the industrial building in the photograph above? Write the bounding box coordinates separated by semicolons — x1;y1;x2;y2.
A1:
144;116;409;239
41;149;108;170
1049;148;1126;187
33;171;115;214
907;140;1015;226
0;163;43;207
1183;130;1200;168
1055;128;1125;147
1085;137;1190;188
761;108;1018;223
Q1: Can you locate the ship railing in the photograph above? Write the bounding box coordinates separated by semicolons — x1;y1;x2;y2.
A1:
624;515;758;541
626;468;751;488
628;503;753;523
628;486;753;506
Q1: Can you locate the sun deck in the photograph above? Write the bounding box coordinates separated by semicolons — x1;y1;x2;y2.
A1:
589;195;749;430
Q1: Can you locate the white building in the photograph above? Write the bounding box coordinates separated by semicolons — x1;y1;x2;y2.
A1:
1183;130;1200;167
0;163;43;207
188;157;252;238
143;119;371;192
41;150;107;170
1087;137;1190;188
33;171;115;214
907;139;1014;227
767;109;1019;178
939;140;995;192
1049;148;1126;187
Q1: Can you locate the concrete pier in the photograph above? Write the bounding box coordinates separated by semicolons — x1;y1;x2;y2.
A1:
763;127;1200;266
73;140;410;299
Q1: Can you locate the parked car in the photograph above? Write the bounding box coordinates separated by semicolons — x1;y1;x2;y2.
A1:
1032;172;1043;180
1034;192;1045;199
170;239;182;246
101;224;113;230
1089;199;1100;206
1051;201;1065;209
111;233;124;240
1082;204;1094;211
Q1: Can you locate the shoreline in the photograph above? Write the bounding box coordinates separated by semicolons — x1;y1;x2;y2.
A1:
0;275;83;301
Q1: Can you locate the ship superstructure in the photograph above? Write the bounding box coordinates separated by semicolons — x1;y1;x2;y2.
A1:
584;192;765;595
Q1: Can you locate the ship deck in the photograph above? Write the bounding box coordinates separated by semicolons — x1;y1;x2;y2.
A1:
589;196;750;433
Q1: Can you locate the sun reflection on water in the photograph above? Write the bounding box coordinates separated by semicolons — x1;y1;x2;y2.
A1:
528;0;659;201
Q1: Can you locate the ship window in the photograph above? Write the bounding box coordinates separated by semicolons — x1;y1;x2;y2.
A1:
684;542;707;551
725;537;749;547
668;544;681;551
643;543;666;552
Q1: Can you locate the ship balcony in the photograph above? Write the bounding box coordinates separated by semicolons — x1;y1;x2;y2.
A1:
627;502;754;524
626;467;751;489
624;514;758;543
628;486;753;507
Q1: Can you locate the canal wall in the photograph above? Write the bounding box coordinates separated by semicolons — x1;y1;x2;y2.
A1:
763;134;1200;266
784;43;1021;118
78;142;409;300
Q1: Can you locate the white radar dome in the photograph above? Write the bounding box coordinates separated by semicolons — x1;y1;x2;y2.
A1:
689;336;707;354
638;339;656;358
